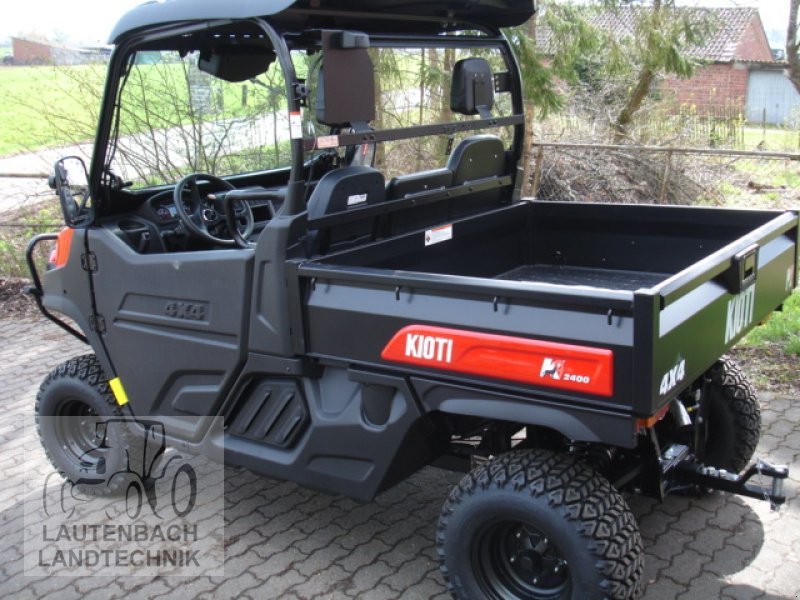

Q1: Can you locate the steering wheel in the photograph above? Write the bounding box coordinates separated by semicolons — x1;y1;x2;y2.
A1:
173;173;254;246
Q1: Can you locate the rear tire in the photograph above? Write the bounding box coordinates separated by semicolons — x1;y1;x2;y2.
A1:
702;357;761;473
437;450;643;600
35;354;142;496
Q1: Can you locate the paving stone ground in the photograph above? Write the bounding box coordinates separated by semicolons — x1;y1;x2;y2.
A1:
0;317;798;599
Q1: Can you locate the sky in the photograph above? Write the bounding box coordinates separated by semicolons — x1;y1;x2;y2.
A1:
676;0;790;46
0;0;792;47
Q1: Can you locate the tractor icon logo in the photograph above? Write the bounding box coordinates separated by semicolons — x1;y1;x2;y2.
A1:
43;418;197;520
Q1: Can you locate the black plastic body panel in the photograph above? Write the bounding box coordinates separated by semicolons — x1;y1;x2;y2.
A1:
216;362;437;501
227;378;310;448
86;228;254;441
109;0;536;44
411;377;637;448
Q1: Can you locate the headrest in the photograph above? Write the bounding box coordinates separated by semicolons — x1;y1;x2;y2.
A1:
315;31;376;127
451;58;494;118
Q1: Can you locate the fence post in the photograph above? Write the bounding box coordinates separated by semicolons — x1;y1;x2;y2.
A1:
531;145;544;199
658;149;673;204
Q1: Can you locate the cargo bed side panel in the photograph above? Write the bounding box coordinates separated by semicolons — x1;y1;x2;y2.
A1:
303;279;637;410
644;228;797;415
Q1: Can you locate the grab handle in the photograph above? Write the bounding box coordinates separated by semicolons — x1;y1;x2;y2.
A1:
723;244;759;294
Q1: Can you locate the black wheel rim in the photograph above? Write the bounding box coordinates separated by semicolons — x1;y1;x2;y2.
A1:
472;520;571;600
54;398;106;471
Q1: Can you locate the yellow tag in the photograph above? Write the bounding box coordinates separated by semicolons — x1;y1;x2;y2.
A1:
109;377;129;406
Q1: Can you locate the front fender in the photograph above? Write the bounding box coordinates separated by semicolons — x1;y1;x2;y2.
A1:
39;233;115;377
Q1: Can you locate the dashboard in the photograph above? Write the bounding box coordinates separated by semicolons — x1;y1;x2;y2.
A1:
108;186;282;253
154;202;178;222
148;191;194;223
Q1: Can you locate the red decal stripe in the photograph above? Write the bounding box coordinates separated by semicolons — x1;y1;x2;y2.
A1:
381;325;614;397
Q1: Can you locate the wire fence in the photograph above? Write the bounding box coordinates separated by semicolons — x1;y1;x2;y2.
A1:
538;80;800;153
0;176;60;279
2;144;800;279
531;142;800;210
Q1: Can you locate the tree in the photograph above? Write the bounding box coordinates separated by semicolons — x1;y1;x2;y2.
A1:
509;0;711;147
506;1;600;196
788;0;800;94
609;0;711;142
517;16;541;198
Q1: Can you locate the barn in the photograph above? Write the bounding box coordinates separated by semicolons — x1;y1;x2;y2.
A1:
536;7;800;125
745;61;800;126
10;36;109;66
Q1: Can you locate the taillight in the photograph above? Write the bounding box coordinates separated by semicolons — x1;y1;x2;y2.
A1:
636;403;671;432
53;227;75;268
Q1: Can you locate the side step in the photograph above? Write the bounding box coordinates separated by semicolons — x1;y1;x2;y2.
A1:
226;379;309;449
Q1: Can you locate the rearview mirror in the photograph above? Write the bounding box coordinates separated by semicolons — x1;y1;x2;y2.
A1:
198;46;276;82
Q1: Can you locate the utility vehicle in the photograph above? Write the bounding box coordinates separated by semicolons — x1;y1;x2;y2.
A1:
28;1;795;598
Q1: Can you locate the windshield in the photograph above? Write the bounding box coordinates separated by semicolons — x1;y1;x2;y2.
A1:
107;48;291;189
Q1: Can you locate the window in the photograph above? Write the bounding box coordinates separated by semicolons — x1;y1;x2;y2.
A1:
108;49;290;189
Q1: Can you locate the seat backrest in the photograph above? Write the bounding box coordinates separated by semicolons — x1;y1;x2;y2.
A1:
447;135;505;185
307;166;385;219
386;168;453;235
447;56;505;207
307;166;386;254
387;168;453;199
446;134;506;218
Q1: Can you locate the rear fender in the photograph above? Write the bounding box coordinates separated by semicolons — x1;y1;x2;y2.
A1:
410;377;638;448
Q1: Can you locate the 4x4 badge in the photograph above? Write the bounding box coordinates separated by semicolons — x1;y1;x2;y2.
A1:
659;358;686;396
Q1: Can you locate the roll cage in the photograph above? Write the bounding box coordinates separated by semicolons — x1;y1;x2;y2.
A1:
89;2;531;227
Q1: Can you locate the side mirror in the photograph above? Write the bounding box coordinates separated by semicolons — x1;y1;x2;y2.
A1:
49;156;89;226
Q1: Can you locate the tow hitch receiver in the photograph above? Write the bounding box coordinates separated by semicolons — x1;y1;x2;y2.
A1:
668;454;789;509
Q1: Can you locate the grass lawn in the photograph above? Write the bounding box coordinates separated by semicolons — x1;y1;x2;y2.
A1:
733;288;800;395
0;65;105;156
744;289;800;356
742;126;800;152
0;61;289;158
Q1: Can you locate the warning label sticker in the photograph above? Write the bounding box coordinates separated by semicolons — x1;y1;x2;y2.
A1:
425;224;453;246
316;135;340;149
289;111;303;139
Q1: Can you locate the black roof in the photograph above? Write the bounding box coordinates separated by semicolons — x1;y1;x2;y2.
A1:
109;0;535;43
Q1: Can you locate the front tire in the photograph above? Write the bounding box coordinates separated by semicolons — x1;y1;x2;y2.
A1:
35;354;141;495
437;450;643;600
